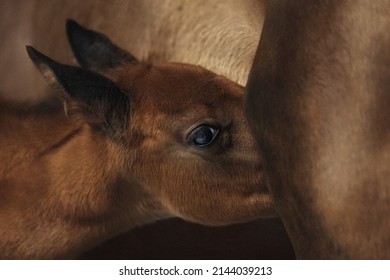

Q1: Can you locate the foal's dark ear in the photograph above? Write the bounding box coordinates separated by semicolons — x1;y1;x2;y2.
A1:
66;19;139;74
26;46;130;137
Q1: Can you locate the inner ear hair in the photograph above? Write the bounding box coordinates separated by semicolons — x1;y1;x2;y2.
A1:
26;46;131;138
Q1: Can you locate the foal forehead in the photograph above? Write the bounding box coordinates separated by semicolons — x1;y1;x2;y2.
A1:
135;63;239;105
109;62;244;117
141;63;221;94
112;61;242;90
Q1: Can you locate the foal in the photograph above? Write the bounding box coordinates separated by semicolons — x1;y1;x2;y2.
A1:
0;20;273;259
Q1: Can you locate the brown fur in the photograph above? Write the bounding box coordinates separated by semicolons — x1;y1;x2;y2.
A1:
246;0;390;259
0;23;274;259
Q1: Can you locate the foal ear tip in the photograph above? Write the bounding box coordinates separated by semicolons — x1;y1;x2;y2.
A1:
26;45;36;56
66;19;88;39
66;19;81;31
26;46;45;65
26;46;60;73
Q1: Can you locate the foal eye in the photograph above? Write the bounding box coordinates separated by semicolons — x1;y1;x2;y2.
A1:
189;125;220;147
